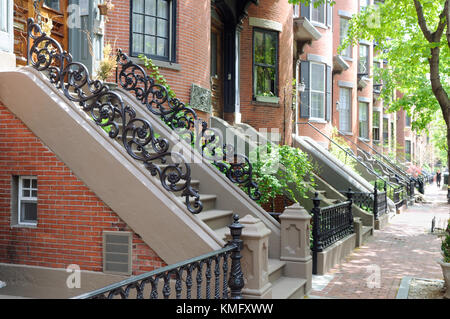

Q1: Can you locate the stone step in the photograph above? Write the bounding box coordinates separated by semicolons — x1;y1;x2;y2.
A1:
268;258;286;284
271;277;307;299
197;209;234;230
178;194;217;212
214;226;229;241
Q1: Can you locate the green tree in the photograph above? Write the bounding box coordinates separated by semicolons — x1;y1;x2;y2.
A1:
290;0;450;201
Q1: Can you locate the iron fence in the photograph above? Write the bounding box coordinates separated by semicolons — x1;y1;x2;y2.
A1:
311;191;354;274
73;215;244;299
343;182;387;220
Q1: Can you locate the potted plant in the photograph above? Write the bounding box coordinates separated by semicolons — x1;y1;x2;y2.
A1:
438;219;450;299
95;41;118;89
98;0;114;16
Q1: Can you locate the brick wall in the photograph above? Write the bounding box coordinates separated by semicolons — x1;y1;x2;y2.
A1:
241;0;294;145
0;101;164;275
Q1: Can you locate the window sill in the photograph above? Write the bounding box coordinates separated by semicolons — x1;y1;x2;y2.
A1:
129;57;182;71
11;223;37;229
251;100;280;107
310;21;329;30
358;137;370;143
254;96;280;104
340;131;353;136
309;118;327;124
341;56;353;62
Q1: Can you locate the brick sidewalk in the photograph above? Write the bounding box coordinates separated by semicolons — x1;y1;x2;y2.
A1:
310;183;450;299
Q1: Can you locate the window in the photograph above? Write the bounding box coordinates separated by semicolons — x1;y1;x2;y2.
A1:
339;87;352;132
131;0;175;61
360;0;370;11
383;118;389;145
359;102;369;139
373;111;380;142
339;18;352;58
390;122;395;148
43;0;60;11
293;4;300;18
358;44;369;74
253;28;278;98
405;113;411;127
310;62;325;119
405;140;411;161
17;176;38;225
311;0;326;24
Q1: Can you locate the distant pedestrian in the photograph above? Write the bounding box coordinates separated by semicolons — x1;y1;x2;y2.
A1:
436;170;442;187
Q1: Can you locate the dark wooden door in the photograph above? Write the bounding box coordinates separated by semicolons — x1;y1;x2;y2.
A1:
14;0;69;66
210;22;224;118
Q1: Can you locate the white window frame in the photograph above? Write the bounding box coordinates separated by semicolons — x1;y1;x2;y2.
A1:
358;44;370;74
372;110;381;142
339;18;352;58
310;0;326;25
18;176;38;226
358;102;369;139
293;4;300;18
339;87;352;133
310;62;326;120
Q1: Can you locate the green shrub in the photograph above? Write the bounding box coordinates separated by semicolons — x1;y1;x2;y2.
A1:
442;219;450;263
250;143;316;206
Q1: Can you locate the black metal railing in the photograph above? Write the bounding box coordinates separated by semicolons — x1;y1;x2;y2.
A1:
26;18;205;213
73;215;245;299
311;191;354;274
298;122;403;203
393;185;406;209
344;181;387;220
115;50;261;201
336;130;411;184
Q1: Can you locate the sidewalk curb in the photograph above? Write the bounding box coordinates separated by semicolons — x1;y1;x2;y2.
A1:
396;276;412;299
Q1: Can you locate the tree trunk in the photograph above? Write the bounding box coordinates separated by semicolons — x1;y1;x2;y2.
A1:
447;125;450;203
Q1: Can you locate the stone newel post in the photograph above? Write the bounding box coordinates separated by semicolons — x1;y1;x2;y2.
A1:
227;214;272;299
279;203;313;293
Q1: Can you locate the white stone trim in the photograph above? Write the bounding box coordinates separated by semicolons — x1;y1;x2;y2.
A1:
249;17;282;32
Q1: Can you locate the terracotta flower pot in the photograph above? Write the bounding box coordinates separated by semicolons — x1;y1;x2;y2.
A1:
98;4;109;15
438;258;450;299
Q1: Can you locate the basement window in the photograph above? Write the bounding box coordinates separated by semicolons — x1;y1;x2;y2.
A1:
12;176;38;226
103;231;132;275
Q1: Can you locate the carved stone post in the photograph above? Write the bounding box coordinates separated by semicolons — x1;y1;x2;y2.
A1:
279;202;313;294
227;214;272;299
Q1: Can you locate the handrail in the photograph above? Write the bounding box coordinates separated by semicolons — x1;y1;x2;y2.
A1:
73;214;245;299
115;50;261;201
26;18;202;214
297;122;397;189
338;127;413;178
336;130;410;182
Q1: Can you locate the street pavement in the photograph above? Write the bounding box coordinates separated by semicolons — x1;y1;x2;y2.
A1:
310;183;450;299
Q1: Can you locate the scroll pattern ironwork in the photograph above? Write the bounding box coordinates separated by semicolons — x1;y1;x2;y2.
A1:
26;18;202;214
116;51;261;201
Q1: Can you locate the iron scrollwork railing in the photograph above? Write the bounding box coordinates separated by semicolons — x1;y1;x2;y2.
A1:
115;50;261;201
311;191;355;274
26;18;203;214
73;215;245;299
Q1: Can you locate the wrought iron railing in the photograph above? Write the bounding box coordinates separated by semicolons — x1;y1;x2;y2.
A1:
342;181;387;220
311;191;354;274
298;122;403;203
73;215;245;299
336;130;411;183
393;185;406;209
115;50;261;201
26;18;205;213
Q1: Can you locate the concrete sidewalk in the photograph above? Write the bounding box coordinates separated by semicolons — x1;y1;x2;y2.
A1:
309;183;450;299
